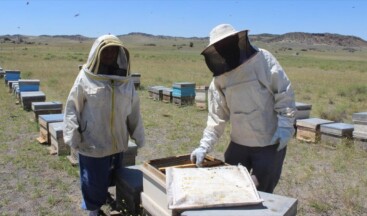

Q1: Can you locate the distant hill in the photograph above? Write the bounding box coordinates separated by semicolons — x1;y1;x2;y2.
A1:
1;32;367;47
259;32;367;47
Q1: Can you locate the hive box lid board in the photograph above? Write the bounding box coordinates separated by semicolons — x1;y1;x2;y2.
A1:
20;91;45;97
173;82;196;88
31;101;63;111
352;112;367;123
39;113;64;122
320;123;354;136
18;79;40;84
295;102;312;111
296;118;334;129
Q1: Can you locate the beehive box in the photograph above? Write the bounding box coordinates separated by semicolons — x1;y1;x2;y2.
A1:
18;79;40;92
295;102;312;120
195;85;209;110
115;165;143;215
320;123;354;146
7;81;18;93
4;70;21;85
37;113;64;144
148;86;165;100
20;91;46;111
48;122;70;156
162;87;173;103
67;148;79;166
141;154;225;216
141;155;297;216
131;73;141;89
31;101;63;121
296;118;334;143
12;83;19;97
172;82;196;97
352;112;367;139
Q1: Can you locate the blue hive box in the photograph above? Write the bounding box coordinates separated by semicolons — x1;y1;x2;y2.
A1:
172;82;196;97
18;79;40;92
4;70;21;85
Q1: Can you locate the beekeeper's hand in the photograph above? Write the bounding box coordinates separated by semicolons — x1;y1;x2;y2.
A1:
270;127;295;151
190;146;207;167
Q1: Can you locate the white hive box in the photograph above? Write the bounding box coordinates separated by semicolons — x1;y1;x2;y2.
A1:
162;87;173;103
48;122;70;156
320;123;354;146
296;118;334;143
195;86;209;110
352;112;367;150
148;86;165;100
140;155;297;216
295;102;312;120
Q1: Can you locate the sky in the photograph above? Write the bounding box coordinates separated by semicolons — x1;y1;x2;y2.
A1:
1;0;366;40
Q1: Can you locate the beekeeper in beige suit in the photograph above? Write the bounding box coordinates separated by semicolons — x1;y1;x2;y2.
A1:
191;24;295;193
64;35;145;216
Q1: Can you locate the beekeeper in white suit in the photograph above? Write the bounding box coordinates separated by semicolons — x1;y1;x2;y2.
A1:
64;34;145;216
191;24;295;193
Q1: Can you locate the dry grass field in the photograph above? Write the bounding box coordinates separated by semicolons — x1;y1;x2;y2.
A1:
0;34;367;216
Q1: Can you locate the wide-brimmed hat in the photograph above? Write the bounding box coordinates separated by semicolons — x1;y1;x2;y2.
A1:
202;24;248;54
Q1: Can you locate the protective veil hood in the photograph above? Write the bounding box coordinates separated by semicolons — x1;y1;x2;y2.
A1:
84;34;130;75
202;26;258;77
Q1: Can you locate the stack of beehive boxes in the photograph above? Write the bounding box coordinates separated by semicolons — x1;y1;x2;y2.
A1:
352;112;367;150
172;82;196;106
320;123;354;146
296;118;334;143
37;113;64;144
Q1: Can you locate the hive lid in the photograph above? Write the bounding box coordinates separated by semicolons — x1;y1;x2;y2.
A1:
166;164;262;210
296;118;334;129
173;82;196;88
295;102;312;111
39;113;64;122
352;112;367;123
20;91;45;97
31;101;63;110
320;123;354;136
